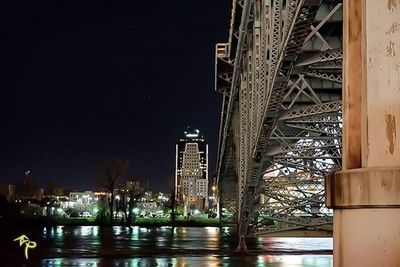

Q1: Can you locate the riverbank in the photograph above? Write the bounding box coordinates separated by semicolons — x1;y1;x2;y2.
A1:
0;217;225;227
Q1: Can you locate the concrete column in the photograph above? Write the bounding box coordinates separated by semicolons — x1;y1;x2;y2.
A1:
235;235;248;252
325;0;400;266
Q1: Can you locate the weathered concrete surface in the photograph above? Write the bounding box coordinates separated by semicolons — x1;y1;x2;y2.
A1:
364;0;400;167
330;0;400;266
326;168;400;207
334;209;400;267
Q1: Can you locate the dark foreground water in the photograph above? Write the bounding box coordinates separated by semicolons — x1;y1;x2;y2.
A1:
0;226;332;267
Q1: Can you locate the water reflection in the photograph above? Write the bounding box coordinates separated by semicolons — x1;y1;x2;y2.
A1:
257;255;332;267
256;237;332;252
42;258;99;266
41;255;332;267
5;226;332;267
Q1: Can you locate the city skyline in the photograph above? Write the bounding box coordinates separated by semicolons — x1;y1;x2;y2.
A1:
0;126;214;193
0;1;232;192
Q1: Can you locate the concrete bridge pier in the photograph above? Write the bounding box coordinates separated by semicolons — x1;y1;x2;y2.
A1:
326;0;400;266
235;235;248;253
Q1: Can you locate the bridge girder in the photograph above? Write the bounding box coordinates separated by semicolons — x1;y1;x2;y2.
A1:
215;0;342;237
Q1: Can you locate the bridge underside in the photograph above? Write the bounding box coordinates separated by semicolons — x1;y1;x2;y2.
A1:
215;0;342;237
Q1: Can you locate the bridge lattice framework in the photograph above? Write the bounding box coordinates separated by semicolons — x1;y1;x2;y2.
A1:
215;0;343;237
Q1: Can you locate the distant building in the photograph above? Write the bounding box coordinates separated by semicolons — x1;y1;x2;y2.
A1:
175;128;209;212
69;191;93;203
126;181;141;191
13;171;44;201
114;180;145;200
0;183;15;202
53;187;70;196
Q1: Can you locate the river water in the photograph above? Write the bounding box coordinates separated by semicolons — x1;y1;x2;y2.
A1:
0;226;332;266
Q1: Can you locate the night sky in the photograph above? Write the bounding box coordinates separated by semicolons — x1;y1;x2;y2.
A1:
0;1;231;192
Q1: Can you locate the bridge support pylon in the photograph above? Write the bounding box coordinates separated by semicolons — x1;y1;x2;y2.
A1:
235;235;248;253
326;1;400;266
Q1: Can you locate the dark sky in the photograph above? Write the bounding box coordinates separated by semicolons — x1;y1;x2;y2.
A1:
0;1;231;192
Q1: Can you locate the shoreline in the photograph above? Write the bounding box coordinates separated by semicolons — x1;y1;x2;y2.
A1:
0;217;229;227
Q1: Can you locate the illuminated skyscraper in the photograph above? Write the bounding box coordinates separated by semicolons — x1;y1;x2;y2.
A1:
175;128;208;212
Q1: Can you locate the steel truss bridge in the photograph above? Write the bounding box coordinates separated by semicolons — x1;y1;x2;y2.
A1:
215;0;342;237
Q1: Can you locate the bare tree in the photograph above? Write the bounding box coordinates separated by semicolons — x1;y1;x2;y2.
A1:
115;187;128;223
170;189;176;226
115;181;145;225
99;159;129;224
126;181;144;225
167;175;177;227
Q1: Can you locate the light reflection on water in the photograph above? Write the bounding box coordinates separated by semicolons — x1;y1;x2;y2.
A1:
21;226;332;267
41;255;332;267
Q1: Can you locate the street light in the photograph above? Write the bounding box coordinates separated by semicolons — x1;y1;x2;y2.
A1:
132;208;139;214
93;207;99;214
